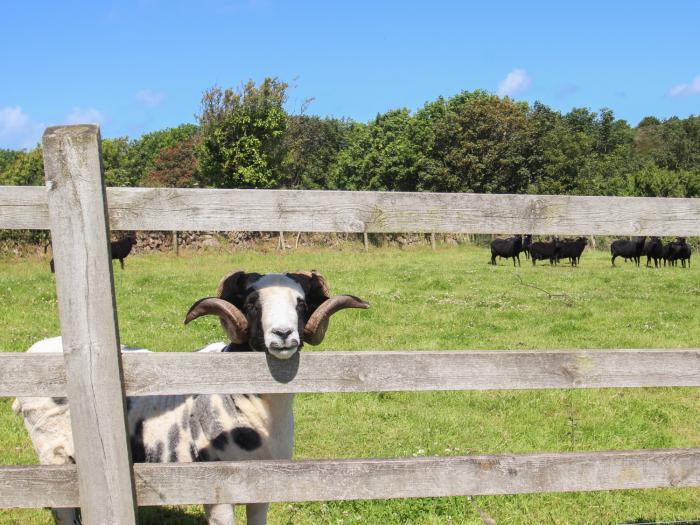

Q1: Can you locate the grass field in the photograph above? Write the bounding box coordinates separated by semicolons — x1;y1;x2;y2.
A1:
0;244;698;524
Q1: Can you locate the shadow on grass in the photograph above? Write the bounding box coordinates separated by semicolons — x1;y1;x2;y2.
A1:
138;506;207;524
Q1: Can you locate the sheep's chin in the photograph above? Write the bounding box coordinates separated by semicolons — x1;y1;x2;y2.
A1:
268;347;298;360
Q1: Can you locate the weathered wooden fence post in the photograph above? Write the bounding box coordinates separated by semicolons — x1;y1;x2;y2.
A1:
173;230;179;255
430;232;436;251
363;232;369;252
42;125;138;525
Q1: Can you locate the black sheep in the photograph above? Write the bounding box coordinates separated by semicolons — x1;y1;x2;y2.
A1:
665;237;692;268
530;239;562;266
522;234;533;260
558;237;588;266
610;236;646;267
111;233;138;269
490;235;523;266
662;243;675;267
50;233;137;272
643;237;664;268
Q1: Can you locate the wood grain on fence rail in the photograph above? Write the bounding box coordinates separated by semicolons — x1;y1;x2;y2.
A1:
120;348;700;394
42;125;138;525
0;352;65;396
0;465;78;508
0;186;47;229
2;186;699;235
2;349;698;397
2;448;698;508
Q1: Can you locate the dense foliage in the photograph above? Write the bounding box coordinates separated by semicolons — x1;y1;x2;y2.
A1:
2;78;699;198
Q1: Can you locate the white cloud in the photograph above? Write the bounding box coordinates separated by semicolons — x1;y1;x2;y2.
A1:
497;68;532;97
135;89;165;107
66;107;105;125
0;106;44;150
668;75;700;97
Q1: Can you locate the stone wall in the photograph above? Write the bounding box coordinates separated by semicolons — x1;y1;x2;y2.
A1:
132;231;453;252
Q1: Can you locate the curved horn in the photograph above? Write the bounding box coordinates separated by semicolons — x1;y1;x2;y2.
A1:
184;297;249;344
303;295;370;346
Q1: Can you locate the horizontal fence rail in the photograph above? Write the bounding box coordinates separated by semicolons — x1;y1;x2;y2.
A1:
2;349;699;397
2;185;700;235
2;448;698;508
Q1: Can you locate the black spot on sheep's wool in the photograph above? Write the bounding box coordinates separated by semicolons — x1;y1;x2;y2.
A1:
212;431;229;451
197;448;211;461
189;412;201;440
131;419;146;463
52;397;67;406
231;427;262;451
146;441;164;463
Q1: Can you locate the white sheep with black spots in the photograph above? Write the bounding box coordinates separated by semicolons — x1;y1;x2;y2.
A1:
12;270;369;525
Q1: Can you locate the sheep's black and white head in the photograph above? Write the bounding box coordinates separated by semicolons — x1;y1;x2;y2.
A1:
184;271;369;359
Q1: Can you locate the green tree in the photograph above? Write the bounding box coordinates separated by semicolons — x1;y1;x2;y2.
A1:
0;149;23;176
197;78;288;188
625;164;700;197
329;109;437;191
282;115;351;189
101;137;132;186
419;90;532;193
0;148;44;186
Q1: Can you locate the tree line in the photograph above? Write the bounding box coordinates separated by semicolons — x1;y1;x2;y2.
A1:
2;77;699;198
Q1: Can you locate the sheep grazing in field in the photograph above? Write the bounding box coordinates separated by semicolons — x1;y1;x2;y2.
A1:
522;234;533;260
610;236;646;267
664;237;692;268
643;237;664;268
49;233;137;273
110;232;138;269
13;270;369;525
529;239;562;266
490;235;523;266
558;237;588;266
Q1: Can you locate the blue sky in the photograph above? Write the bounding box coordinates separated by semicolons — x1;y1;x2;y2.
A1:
1;0;699;149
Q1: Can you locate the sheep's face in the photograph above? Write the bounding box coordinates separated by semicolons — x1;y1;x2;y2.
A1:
185;270;369;360
245;274;305;359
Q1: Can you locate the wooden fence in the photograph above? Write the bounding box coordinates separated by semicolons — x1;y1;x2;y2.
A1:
0;124;698;523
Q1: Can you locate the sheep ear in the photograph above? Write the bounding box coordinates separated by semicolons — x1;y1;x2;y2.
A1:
286;271;331;320
217;271;262;309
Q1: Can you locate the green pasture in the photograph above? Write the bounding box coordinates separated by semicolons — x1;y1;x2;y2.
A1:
0;244;698;524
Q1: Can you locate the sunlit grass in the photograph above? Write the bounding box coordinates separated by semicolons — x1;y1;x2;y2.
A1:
1;245;698;524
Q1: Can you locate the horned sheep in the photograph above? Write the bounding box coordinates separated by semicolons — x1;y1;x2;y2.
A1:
12;270;369;525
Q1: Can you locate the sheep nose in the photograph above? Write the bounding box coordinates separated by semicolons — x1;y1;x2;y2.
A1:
272;328;293;340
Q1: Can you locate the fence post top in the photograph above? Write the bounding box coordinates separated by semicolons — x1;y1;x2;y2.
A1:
43;124;100;141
